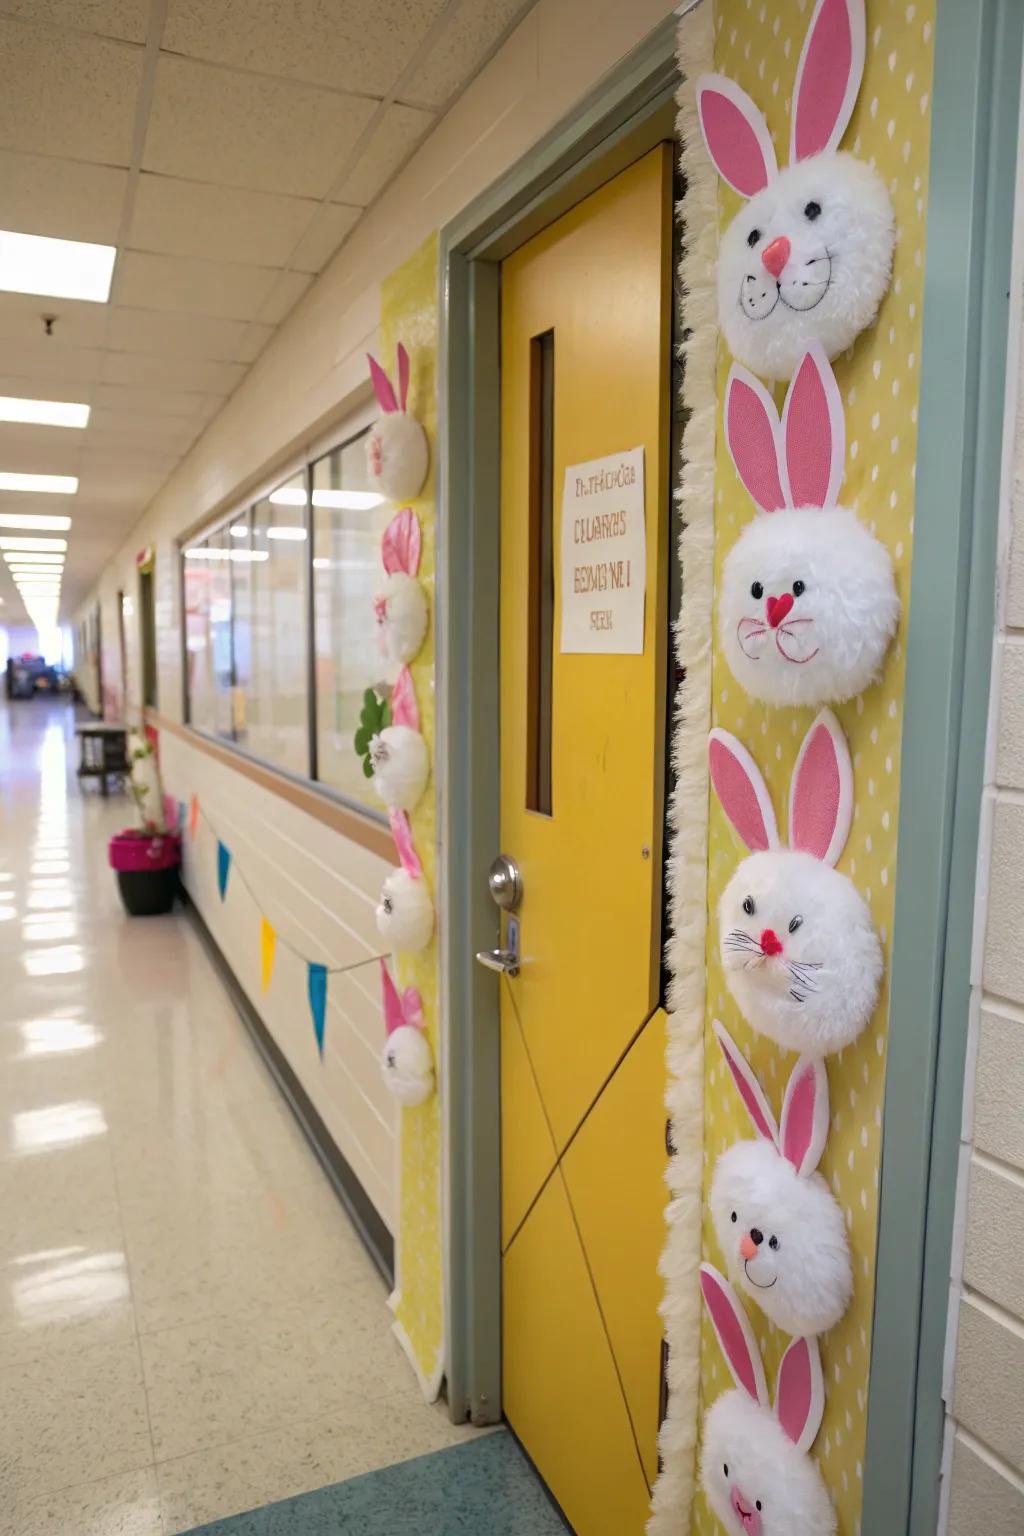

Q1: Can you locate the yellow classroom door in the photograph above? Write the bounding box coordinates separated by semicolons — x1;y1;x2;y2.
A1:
495;145;673;1535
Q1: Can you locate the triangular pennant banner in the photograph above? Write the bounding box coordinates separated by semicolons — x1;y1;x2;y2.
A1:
189;794;200;840
217;840;231;901
178;799;188;832
308;963;328;1058
260;918;276;992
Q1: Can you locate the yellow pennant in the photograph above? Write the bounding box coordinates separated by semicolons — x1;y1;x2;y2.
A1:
260;918;276;992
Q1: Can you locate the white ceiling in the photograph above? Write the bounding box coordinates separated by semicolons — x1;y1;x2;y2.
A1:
0;0;531;628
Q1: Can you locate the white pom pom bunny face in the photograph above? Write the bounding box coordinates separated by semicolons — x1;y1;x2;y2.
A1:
379;961;434;1106
698;0;894;381
376;868;433;953
375;509;428;666
700;1266;836;1536
370;724;428;812
721;346;899;708
710;1022;852;1336
711;710;882;1055
366;345;429;503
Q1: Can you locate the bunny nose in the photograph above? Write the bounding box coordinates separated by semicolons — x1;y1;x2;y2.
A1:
760;928;783;957
761;235;791;278
765;592;794;629
740;1232;759;1260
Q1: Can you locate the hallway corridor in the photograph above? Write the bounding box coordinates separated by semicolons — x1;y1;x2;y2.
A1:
0;699;482;1534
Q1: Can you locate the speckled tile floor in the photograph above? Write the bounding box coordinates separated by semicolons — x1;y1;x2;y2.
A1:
0;702;487;1535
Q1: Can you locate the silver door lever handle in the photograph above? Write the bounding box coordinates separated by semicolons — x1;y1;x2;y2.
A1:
475;948;520;978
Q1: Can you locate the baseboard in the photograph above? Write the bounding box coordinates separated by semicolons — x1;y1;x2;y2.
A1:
180;887;395;1287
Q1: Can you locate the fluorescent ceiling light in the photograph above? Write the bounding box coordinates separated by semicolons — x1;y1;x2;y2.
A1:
183;547;268;563
0;473;77;495
230;523;248;537
0;397;90;429
7;564;64;574
4;551;64;564
0;537;67;552
266;526;306;541
0;229;116;304
0;514;71;532
314;489;385;510
269;487;384;510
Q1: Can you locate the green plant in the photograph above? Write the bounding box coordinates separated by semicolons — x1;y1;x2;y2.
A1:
127;735;168;834
353;688;391;778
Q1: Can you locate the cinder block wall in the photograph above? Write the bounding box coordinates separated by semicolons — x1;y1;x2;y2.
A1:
941;278;1024;1534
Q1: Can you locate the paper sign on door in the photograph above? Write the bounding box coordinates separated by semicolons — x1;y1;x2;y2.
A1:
559;447;646;655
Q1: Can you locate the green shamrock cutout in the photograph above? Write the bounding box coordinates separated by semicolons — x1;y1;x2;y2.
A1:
353;687;391;778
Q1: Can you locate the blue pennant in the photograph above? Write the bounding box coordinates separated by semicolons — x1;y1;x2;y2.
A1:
217;840;231;901
177;799;188;831
308;963;328;1058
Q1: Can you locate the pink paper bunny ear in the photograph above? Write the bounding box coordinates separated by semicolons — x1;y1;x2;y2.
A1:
775;1335;826;1452
380;959;404;1036
782;345;845;510
401;985;425;1030
779;1057;830;1176
709;730;779;853
382;507;422;576
791;0;866;163
396;343;410;413
390;665;419;731
367;353;399;414
697;74;778;196
712;1020;779;1146
388;807;423;878
726;366;790;513
700;1264;769;1408
789;709;853;867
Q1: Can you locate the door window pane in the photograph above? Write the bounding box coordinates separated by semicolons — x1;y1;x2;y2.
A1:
242;471;309;775
183;544;214;732
311;431;390;810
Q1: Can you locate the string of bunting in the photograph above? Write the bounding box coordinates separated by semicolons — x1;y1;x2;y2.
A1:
174;793;385;1058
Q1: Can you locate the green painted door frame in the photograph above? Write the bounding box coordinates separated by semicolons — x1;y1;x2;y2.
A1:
437;9;1023;1536
863;3;1023;1532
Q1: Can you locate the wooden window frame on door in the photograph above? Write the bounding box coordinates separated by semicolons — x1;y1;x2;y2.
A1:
438;8;1023;1536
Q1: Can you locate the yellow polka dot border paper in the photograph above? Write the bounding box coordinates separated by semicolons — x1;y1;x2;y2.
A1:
693;4;936;1535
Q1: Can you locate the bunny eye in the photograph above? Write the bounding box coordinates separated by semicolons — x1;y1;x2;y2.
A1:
769;1235;780;1251
750;580;764;600
746;228;761;248
743;896;756;916
383;896;393;914
756;1502;763;1512
730;1211;738;1224
792;579;806;597
723;1464;730;1477
804;200;822;220
789;914;803;933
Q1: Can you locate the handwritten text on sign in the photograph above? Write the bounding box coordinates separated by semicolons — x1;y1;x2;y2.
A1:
559;447;646;654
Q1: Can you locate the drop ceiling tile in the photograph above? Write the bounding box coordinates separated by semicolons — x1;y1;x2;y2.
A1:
144;55;377;200
0;1;149;42
92;383;222;418
162;0;447;98
234;323;275;364
0;372;95;405
114;250;279;320
290;202;361;274
0;291;111;350
0;422;83;469
256;269;313;325
330;104;434;207
102;349;245;392
106;307;249;361
406;0;532;109
0;20;141;164
1;340;106;385
131;173;326;268
0;149;128;244
85;408;200;449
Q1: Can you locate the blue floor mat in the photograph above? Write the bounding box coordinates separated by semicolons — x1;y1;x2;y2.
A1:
180;1429;571;1535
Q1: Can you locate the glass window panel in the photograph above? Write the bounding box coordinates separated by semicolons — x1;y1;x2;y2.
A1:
183;538;214;732
241;471;309;775
311;430;390;812
208;526;234;739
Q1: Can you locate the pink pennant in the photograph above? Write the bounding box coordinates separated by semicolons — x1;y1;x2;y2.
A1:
389;808;423;878
367;353;399;414
390;665;419;731
380;959;425;1037
381;507;422;576
397;343;411;412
